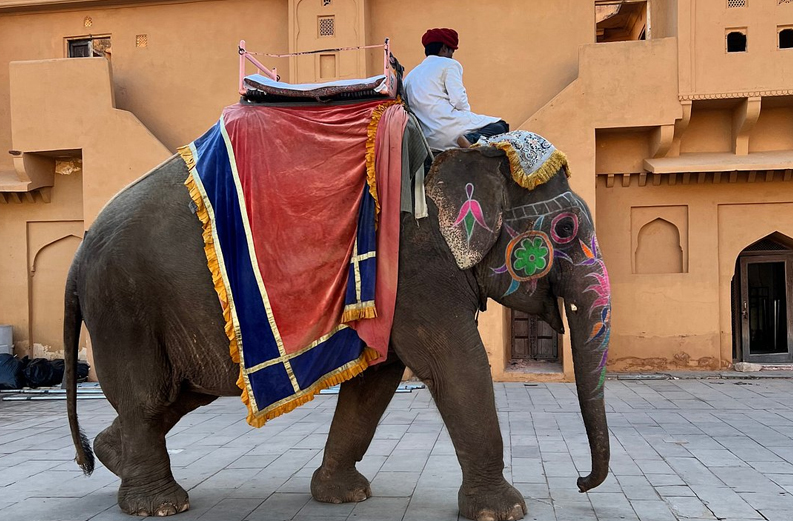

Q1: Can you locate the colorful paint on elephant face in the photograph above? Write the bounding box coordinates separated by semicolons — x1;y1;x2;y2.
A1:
499;231;553;296
453;183;491;243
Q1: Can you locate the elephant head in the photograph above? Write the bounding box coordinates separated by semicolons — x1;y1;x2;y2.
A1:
427;146;611;492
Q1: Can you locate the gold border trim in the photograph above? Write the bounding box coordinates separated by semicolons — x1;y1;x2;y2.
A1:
478;143;570;190
365;99;402;228
217;120;300;394
180;142;261;425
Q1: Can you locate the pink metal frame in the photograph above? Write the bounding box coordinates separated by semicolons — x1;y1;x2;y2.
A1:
238;38;392;96
239;40;279;95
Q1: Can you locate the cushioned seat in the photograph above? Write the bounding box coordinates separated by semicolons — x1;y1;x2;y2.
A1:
243;72;396;103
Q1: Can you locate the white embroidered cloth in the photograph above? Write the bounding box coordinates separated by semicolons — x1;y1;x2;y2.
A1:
476;131;555;175
474;130;568;190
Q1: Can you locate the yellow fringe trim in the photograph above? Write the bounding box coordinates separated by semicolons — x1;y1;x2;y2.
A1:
476;141;571;191
365;99;402;228
247;347;380;428
180;145;256;427
340;305;377;323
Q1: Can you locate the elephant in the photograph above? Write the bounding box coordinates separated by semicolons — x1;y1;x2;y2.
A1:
63;144;611;520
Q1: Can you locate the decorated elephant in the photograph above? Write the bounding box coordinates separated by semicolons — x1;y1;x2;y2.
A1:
64;129;610;521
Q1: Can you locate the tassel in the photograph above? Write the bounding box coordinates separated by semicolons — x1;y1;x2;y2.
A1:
340;306;378;323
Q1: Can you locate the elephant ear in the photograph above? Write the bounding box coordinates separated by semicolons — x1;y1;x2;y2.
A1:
426;148;508;270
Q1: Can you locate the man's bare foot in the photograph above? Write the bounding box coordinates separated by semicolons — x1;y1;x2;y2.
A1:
457;135;472;148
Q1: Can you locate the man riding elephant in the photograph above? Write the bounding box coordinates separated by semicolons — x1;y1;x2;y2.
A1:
404;28;509;150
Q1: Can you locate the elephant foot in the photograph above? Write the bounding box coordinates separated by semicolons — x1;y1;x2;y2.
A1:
118;479;190;517
311;465;371;504
94;422;122;477
458;480;526;521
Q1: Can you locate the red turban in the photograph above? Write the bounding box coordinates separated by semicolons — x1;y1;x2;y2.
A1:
421;28;459;50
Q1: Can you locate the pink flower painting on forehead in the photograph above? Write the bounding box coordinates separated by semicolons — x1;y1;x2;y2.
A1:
454;183;492;243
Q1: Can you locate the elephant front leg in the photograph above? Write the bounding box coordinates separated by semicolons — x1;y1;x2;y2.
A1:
311;355;406;503
393;323;526;521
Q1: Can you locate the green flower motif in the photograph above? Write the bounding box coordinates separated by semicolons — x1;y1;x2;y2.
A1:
513;237;548;276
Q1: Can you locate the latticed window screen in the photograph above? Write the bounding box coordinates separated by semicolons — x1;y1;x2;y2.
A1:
136;34;148;48
319;16;335;37
728;0;746;7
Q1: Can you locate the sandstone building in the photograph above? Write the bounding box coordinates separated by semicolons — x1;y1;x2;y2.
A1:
1;0;792;382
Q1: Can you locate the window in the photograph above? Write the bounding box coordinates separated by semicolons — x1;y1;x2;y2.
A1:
780;28;793;49
727;30;747;52
67;36;111;58
595;0;648;43
322;0;332;5
728;0;746;7
318;16;335;37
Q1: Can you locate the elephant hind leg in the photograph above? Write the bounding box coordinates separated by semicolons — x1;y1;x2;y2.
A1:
95;390;215;480
111;390;216;516
94;417;122;477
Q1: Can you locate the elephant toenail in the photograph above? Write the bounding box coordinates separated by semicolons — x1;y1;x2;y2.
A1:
153;503;178;516
178;503;189;513
136;510;150;517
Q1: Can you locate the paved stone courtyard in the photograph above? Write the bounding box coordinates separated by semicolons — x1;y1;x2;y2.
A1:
2;379;793;521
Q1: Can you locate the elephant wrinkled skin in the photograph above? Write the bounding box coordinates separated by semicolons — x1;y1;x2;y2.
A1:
64;146;610;520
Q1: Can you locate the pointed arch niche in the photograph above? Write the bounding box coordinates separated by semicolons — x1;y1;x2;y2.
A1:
27;221;85;358
631;206;688;274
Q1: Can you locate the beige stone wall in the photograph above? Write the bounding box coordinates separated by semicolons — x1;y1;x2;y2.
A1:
688;0;793;95
596;175;793;371
0;0;289;174
0;168;84;358
367;0;593;130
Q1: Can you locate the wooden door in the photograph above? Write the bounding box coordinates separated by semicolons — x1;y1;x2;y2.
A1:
511;311;558;361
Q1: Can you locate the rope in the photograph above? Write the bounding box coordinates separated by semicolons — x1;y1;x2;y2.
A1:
242;43;386;58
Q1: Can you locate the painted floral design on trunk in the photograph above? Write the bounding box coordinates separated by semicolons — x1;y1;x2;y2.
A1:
576;236;611;397
453;183;491;244
531;232;611;398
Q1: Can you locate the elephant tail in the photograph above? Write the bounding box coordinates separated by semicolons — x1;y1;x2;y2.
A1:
63;255;94;476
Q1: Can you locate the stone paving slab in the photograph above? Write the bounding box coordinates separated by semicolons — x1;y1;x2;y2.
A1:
2;379;793;520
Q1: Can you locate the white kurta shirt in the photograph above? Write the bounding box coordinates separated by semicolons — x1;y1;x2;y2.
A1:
404;55;500;151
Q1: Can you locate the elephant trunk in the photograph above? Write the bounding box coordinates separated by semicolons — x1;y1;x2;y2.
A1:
563;259;611;493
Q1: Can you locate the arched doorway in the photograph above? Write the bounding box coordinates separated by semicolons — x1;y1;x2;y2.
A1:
733;234;793;363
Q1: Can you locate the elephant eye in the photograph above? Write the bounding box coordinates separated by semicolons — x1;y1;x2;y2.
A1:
550;213;579;245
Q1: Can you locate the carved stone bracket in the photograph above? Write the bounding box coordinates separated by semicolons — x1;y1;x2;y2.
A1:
733;97;761;156
669;100;692;158
651;124;675;159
